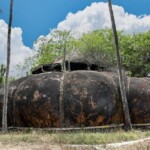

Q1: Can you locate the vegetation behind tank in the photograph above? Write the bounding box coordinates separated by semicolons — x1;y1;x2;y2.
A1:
18;29;150;78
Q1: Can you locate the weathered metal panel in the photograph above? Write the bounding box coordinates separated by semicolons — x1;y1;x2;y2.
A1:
63;71;119;127
127;78;150;124
14;72;62;127
0;77;28;126
0;71;149;128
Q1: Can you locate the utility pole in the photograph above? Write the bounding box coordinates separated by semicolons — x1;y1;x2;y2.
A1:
107;0;132;130
2;0;14;132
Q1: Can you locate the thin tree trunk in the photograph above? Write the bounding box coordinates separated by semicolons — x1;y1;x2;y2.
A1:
63;41;66;72
2;0;13;132
107;0;132;130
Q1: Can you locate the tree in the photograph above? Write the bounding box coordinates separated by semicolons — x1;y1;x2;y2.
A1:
108;0;132;130
2;0;14;132
34;30;75;70
75;29;116;66
0;64;6;84
34;44;58;66
22;25;149;78
120;32;150;77
30;28;150;78
50;30;73;71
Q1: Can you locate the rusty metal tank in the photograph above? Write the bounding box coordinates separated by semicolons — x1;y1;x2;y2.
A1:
0;59;150;128
127;78;150;124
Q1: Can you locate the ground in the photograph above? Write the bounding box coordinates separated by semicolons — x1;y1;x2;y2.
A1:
0;129;150;150
0;139;150;150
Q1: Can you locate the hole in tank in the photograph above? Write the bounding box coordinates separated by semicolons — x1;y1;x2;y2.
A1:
32;61;102;74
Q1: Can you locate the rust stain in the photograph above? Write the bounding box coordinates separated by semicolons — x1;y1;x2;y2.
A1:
110;102;124;124
33;90;40;101
76;113;86;124
1;71;150;128
53;119;60;128
89;120;94;126
47;113;50;119
96;115;105;124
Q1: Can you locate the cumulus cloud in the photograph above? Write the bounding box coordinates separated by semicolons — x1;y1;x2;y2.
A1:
35;2;150;49
57;2;150;34
4;2;149;76
0;19;33;76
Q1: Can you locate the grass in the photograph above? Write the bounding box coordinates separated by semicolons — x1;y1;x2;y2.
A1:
0;129;150;145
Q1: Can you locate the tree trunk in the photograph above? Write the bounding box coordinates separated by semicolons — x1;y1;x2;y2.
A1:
107;0;132;130
63;41;66;72
2;0;13;132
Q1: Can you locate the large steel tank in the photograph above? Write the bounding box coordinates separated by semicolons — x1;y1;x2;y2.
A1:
0;60;149;127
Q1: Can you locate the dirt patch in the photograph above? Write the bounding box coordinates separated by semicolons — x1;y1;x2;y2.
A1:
0;143;94;150
0;143;61;150
0;138;150;150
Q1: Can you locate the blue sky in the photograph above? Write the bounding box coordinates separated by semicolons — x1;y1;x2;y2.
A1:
1;0;150;47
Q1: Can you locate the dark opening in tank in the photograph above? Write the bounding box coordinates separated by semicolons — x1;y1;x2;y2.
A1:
31;60;105;74
69;62;88;71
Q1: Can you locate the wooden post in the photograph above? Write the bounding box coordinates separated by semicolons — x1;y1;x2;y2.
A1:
107;0;132;130
2;0;13;132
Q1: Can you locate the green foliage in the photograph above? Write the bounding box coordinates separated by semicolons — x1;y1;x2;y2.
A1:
35;44;58;65
25;29;150;77
76;29;116;66
0;64;6;84
34;30;76;68
75;29;150;77
120;31;150;77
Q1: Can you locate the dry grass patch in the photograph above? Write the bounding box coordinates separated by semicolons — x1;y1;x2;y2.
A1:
51;130;150;145
0;129;150;145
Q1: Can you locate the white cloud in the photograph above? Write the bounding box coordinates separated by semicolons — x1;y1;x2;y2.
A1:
0;19;33;76
35;2;150;49
57;2;150;34
3;2;149;76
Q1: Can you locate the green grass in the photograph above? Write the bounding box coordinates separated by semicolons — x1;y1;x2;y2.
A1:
0;129;150;145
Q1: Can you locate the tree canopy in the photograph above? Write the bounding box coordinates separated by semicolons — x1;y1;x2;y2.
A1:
120;31;150;77
23;29;150;77
0;64;6;84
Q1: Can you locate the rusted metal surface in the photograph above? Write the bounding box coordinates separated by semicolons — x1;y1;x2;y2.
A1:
127;78;150;124
14;73;62;127
0;71;150;128
63;71;119;127
0;77;28;126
